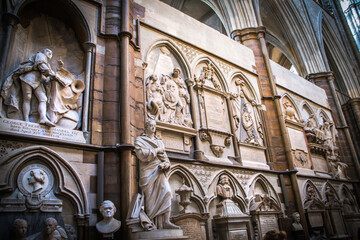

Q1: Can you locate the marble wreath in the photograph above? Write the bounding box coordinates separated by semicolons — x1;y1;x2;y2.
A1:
1;49;85;129
134;119;180;230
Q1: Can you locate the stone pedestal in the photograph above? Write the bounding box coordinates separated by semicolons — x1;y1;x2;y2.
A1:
213;215;251;240
131;229;188;239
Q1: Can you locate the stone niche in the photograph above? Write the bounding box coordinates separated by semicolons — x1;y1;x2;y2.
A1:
194;61;234;161
0;146;88;240
0;6;87;142
145;45;196;155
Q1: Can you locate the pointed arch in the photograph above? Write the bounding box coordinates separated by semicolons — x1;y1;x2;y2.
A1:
192;56;229;92
302;179;325;210
299;101;317;124
207;170;248;212
0;146;89;215
144;39;192;80
281;93;302;120
229;71;261;103
247;173;282;211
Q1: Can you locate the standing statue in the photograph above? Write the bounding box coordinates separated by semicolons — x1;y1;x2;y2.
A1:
13;219;28;240
96;200;121;238
321;120;337;156
134;119;179;229
283;101;298;122
1;49;56;126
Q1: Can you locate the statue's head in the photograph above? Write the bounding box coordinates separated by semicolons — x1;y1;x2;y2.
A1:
13;219;27;237
292;212;300;223
145;119;156;135
42;49;53;60
100;200;116;219
173;68;181;77
44;217;57;235
219;175;230;185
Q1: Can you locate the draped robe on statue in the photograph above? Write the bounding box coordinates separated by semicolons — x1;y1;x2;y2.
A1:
134;134;172;224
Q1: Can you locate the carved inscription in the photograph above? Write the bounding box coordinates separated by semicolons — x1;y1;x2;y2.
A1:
175;218;204;240
259;215;279;237
229;230;248;240
204;92;227;130
0;118;86;143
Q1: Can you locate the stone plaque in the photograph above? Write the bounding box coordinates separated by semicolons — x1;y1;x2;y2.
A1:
308;212;323;227
0;118;86;143
287;127;308;152
330;210;346;235
259;214;279;237
204;91;229;131
175;218;205;240
229;230;248;240
312;154;328;173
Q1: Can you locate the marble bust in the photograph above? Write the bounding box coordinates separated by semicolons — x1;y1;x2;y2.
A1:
13;219;27;240
216;175;233;199
96;200;121;237
291;212;303;231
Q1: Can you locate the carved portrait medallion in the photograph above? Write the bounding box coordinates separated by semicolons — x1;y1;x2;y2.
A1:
17;164;53;196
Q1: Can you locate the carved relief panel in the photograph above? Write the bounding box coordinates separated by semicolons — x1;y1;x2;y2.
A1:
194;61;233;159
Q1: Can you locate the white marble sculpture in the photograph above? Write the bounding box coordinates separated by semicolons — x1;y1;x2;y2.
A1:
0;49;84;130
146;68;192;128
29;217;67;240
230;78;263;146
291;212;303;231
215;175;242;216
96;200;121;238
134;119;179;229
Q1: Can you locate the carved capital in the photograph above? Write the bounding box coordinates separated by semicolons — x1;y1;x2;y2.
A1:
83;41;96;52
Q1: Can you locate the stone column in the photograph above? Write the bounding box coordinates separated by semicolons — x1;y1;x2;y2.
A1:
0;13;19;81
342;98;360;155
185;78;204;160
231;27;309;239
307;72;360;178
82;42;96;139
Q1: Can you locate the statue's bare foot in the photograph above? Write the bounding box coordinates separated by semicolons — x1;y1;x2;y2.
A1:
163;221;180;229
39;118;55;127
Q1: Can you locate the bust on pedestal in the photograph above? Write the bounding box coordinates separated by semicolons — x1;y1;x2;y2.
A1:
96;200;121;239
291;212;305;240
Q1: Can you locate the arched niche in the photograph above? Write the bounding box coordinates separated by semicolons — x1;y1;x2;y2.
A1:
300;101;317;124
247;174;281;212
193;57;227;92
144;40;194;130
281;94;301;122
338;184;359;214
229;73;264;147
2;0;92;131
168;164;206;215
317;109;332;126
321;182;341;208
0;146;88;238
208;171;248;212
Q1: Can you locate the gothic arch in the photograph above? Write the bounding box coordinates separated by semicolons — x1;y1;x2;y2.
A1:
168;164;206;213
338;184;359;213
300;101;317;124
229;71;261;104
144;39;191;80
281;93;302;120
192;56;228;92
247;173;281;211
207;170;248;213
0;146;89;216
302;179;325;210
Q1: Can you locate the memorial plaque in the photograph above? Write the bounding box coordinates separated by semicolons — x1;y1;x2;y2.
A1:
308;212;323;227
0;118;86;143
229;230;248;240
312;154;328;173
175;218;205;240
330;210;346;235
204;91;229;131
259;214;279;237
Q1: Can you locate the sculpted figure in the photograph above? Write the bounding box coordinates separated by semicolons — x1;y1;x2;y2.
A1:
30;217;67;240
283;101;298;122
1;49;56;126
146;74;164;120
134;119;179;229
163;80;181;124
231;78;262;145
291;212;303;231
96;200;121;237
13;219;27;240
324;185;339;207
321;120;336;156
177;81;192;127
28;169;45;193
216;175;233;199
